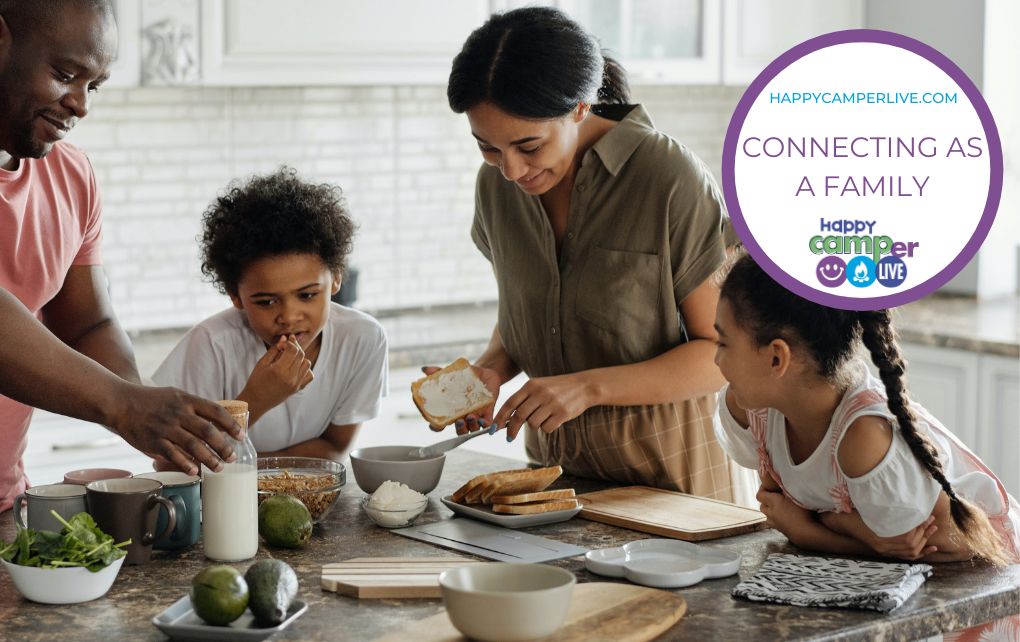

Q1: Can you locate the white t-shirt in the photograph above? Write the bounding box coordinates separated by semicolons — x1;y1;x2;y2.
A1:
713;365;1011;538
153;303;388;453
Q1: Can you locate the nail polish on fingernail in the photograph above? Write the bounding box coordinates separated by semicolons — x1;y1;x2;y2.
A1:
421;367;428;373
488;424;497;435
455;420;464;428
478;421;487;428
506;434;514;442
467;417;475;423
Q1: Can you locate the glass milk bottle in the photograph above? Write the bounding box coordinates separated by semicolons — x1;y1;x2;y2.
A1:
201;400;258;561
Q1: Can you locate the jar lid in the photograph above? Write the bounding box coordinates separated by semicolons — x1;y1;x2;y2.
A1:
216;400;249;430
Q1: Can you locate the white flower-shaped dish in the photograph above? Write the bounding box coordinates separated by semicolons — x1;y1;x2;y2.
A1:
585;539;741;588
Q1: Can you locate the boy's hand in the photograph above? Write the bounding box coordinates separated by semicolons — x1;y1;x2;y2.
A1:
241;335;314;416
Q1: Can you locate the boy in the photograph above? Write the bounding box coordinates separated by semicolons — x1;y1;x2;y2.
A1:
154;168;387;461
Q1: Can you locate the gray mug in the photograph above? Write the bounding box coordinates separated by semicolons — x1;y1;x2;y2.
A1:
134;472;201;550
14;484;89;532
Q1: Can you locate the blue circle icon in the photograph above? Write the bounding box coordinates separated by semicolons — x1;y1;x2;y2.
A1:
846;257;876;288
877;256;908;287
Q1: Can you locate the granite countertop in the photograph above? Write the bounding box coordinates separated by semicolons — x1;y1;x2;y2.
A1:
897;295;1019;358
1;450;1018;641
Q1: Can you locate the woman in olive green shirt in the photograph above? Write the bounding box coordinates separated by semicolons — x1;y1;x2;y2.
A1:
438;6;752;504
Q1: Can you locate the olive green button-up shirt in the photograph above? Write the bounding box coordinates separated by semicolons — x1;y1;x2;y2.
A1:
471;104;736;379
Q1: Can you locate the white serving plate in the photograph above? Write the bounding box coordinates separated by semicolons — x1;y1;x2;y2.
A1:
152;595;309;642
2;557;124;604
440;496;581;529
585;539;741;588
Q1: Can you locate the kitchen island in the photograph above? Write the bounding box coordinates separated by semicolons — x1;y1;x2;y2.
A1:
1;450;1017;641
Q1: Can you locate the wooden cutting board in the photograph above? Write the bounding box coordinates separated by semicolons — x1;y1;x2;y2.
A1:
322;557;481;598
577;486;767;541
372;582;686;642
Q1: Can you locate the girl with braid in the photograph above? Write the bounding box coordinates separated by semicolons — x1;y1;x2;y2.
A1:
712;254;1019;639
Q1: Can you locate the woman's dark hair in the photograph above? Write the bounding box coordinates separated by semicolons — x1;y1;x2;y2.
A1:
721;253;1007;565
200;167;356;296
447;6;630;119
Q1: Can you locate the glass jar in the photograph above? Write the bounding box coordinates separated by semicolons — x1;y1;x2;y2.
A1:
201;400;258;561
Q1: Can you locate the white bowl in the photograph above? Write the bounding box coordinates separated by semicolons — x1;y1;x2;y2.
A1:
439;563;575;642
2;556;124;604
361;496;428;528
585;539;741;588
348;446;445;494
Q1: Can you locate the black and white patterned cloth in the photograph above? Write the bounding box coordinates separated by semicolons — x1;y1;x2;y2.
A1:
732;553;933;613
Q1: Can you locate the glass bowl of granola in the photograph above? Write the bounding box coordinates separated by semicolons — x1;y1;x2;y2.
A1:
257;457;346;523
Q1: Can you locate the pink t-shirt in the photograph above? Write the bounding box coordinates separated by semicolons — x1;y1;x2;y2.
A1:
0;142;103;512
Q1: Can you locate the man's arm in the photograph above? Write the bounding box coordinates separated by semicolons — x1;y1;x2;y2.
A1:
0;286;243;474
40;265;139;384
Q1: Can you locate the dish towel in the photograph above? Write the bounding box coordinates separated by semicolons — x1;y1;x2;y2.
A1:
732;553;933;613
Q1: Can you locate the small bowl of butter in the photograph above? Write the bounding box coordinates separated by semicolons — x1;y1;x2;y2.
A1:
363;480;428;528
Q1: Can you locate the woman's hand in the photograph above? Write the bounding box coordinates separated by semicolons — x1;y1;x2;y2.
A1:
421;364;502;435
756;482;817;546
491;373;594;441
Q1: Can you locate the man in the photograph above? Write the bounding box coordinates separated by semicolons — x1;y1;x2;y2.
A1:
0;0;240;513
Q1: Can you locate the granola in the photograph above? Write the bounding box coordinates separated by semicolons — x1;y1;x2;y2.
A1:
258;469;339;520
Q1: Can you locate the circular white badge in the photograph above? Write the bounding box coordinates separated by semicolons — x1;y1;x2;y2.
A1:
723;30;1002;310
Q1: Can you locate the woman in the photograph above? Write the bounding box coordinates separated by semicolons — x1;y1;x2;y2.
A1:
439;7;752;504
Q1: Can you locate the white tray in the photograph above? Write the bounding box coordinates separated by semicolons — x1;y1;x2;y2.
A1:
440;495;581;528
152;595;308;641
585;539;741;588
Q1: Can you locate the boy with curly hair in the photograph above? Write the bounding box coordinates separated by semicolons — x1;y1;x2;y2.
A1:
153;168;387;461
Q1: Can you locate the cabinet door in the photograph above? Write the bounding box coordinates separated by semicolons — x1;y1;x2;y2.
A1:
554;0;722;84
722;0;863;85
201;0;491;86
978;354;1020;498
896;343;980;451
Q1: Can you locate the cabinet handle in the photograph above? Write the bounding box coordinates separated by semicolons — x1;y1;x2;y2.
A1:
51;437;121;451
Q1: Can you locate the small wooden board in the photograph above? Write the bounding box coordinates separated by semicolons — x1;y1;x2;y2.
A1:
576;486;767;541
372;582;686;642
322;557;481;599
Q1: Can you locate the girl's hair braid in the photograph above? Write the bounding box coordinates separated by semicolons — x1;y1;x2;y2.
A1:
857;310;1008;565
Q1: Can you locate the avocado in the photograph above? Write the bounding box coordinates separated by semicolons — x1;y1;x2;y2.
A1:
245;559;299;625
258;494;313;548
190;566;249;626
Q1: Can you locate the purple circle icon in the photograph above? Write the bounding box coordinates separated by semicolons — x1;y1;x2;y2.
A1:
817;257;847;288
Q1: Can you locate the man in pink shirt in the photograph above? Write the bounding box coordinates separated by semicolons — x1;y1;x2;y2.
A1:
0;0;242;513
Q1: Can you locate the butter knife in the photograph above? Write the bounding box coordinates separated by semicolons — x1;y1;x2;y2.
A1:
409;429;489;459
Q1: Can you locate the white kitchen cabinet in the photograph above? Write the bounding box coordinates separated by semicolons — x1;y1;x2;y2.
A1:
977;354;1020;498
722;0;864;85
200;0;491;86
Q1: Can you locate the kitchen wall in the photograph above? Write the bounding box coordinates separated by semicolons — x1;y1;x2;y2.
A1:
65;84;745;332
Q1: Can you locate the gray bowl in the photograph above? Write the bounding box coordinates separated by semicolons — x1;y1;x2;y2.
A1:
348;446;446;495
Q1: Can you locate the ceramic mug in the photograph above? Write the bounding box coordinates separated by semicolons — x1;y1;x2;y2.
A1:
133;472;201;550
85;478;176;565
13;484;89;532
63;468;133;486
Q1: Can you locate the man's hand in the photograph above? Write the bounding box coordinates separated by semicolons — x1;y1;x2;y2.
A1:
239;335;313;421
421;364;501;435
110;385;242;475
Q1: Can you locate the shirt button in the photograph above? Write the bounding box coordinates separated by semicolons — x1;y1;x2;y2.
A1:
567;232;574;240
553;278;559;286
551;327;557;334
577;184;586;192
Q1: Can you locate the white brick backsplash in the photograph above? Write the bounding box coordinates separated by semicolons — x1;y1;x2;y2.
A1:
61;84;744;331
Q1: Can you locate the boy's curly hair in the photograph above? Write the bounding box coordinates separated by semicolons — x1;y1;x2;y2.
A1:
200;167;356;296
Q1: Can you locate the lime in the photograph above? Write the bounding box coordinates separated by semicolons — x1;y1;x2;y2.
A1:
190;565;249;626
258;494;312;548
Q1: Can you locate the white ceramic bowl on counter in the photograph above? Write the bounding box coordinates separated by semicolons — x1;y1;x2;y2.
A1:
439;563;575;642
348;446;445;494
361;496;428;528
2;556;125;604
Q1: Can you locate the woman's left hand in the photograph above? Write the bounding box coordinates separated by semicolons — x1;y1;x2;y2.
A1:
492;373;594;441
756;479;816;544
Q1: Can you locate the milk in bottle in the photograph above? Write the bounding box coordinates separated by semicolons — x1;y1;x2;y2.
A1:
202;400;258;561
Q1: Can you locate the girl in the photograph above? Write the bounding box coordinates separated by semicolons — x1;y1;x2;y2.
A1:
713;254;1018;639
435;6;753;505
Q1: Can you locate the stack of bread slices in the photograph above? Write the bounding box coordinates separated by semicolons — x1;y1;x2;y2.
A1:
451;466;577;514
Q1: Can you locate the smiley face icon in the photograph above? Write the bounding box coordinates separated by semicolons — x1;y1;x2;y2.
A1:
816;256;847;288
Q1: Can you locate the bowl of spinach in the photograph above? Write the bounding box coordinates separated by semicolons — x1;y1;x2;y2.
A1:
0;511;131;604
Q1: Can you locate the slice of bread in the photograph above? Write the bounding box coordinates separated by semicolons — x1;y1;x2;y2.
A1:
480;467;562;504
491;498;579;514
490;489;575;505
451;469;530;504
411;358;494;428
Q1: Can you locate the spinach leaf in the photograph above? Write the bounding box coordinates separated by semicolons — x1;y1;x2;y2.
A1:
0;511;129;572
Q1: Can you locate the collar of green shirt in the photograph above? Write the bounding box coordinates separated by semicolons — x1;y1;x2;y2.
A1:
589;104;656;176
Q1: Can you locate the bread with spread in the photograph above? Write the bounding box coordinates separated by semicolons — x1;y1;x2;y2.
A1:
411;358;494;428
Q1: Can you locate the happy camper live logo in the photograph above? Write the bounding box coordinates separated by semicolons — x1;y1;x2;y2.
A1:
810;218;914;289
